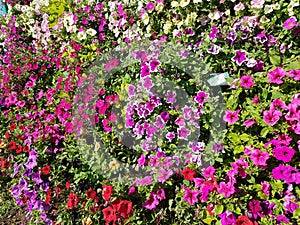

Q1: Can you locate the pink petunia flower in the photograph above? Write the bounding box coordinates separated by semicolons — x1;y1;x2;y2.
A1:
272;146;295;163
249;149;269;166
223;110;240;125
240;75;255;89
268;67;286;84
263;110;282;126
283;17;297;30
143;192;159;210
243;118;256;128
183;188;199;205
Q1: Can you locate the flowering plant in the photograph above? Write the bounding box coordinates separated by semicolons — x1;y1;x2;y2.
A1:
0;0;299;224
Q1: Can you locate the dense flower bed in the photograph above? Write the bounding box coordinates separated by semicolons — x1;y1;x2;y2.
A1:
0;0;300;224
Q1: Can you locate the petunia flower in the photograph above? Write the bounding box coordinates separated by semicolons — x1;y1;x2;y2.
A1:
268;67;286;84
183;188;199;205
283;17;297;30
272;146;295;163
223;110;240;125
231;50;248;66
240;75;255;89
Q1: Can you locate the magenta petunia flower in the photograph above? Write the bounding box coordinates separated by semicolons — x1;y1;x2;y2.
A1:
243;118;256;128
194;91;209;104
272;146;295;163
217;182;235;198
156;189;166;201
248;199;262;218
283;166;299;184
218;210;236;225
263;109;282;126
270;98;286;110
261;182;270;196
207;44;222;55
268;67;286;84
183;188;199;205
143;192;159;210
250;149;269;166
231;50;248;66
240;75;255;89
283;17;297;30
223;110;240;125
146;2;155;11
202;166;215;178
177;127;191;140
166;90;176;103
272;164;287;180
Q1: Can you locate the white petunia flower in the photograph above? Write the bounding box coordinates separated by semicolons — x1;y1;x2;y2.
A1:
77;31;87;40
171;1;179;7
86;28;97;36
180;0;190;7
264;4;273;14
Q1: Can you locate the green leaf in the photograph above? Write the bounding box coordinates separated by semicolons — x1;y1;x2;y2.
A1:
269;54;281;66
286;60;300;70
234;145;244;154
260;127;269;138
227;133;240;144
214;205;224;215
240;133;249;142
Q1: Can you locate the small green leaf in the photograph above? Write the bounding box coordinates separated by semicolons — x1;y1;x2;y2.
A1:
260;127;269;138
214;205;224;215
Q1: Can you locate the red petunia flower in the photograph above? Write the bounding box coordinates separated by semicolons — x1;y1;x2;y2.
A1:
66;182;71;190
102;206;117;223
235;215;254;225
42;165;50;175
181;167;196;181
102;185;113;201
16;145;22;154
86;189;96;200
111;199;133;218
67;192;80;210
9;123;17;131
8;141;16;150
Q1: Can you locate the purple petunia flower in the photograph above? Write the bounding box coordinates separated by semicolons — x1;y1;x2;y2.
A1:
207;44;222;54
232;50;248;66
19;178;28;191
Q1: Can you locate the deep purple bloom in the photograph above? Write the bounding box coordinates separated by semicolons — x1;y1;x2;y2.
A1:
232;50;248;66
207;44;222;54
